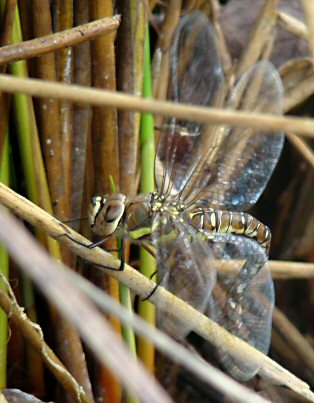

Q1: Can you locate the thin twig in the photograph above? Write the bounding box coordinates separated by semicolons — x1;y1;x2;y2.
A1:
0;74;313;137
286;133;314;169
302;1;314;62
268;260;314;279
277;11;308;39
272;307;314;375
0;16;121;64
283;73;314;112
236;0;279;78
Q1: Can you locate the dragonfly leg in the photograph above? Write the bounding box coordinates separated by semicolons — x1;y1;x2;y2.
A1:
150;270;157;280
55;233;125;271
142;277;162;301
118;237;126;271
92;237;125;271
55;232;116;250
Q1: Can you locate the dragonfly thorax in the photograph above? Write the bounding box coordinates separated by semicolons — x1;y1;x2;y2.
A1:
123;192;186;240
88;193;126;237
151;192;186;216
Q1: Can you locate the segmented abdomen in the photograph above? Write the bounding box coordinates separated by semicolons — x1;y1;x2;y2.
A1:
189;208;271;255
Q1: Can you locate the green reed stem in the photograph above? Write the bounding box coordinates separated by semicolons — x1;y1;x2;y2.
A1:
137;26;156;372
109;174;138;403
109;176;137;358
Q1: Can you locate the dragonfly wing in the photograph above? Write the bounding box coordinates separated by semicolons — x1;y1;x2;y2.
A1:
152;212;216;337
207;234;274;380
192;61;284;210
156;11;283;212
156;10;225;197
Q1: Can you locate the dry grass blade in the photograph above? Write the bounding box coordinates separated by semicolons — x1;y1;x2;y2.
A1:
69;274;271;403
0;210;172;403
0;183;313;402
0;279;89;403
0;16;121;64
89;2;121;400
116;2;145;196
272;307;314;376
268;260;314;279
71;2;92;230
302;1;314;62
215;259;314;279
283;73;314;112
286;133;314;169
236;0;279;77
31;3;91;395
153;0;181;102
0;73;314;137
210;0;232;75
277;10;308;39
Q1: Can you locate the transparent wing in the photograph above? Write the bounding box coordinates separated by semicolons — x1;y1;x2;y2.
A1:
183;61;284;210
156;11;283;212
152;212;216;337
156;10;225;197
207;234;274;380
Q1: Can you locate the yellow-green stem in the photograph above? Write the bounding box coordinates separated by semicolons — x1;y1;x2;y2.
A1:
138;26;156;372
110;175;138;403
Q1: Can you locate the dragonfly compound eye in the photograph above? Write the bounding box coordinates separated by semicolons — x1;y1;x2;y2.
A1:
104;202;124;224
89;194;126;237
88;195;105;226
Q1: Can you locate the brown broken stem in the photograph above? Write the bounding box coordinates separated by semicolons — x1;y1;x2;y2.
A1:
0;16;121;64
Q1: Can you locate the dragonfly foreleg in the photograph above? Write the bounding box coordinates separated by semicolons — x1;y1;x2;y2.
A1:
54;233;124;271
55;232;120;250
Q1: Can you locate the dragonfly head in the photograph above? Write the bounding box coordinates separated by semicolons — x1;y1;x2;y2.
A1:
89;193;126;237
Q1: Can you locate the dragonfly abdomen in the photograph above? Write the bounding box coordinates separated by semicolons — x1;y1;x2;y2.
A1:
189;208;271;255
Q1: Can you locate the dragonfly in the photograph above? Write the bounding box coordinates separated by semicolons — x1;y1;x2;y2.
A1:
87;11;284;381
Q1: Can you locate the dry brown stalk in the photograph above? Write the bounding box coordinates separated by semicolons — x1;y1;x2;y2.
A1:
0;16;121;65
0;74;313;137
116;1;145;196
272;307;314;376
286;133;314;169
236;0;279;78
277;10;308;39
284;73;314;112
268;260;314;279
89;1;121;400
302;1;314;63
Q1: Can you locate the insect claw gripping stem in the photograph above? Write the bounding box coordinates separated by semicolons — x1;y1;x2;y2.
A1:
54;232;92;248
55;232;111;249
55;233;125;272
142;277;161;301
